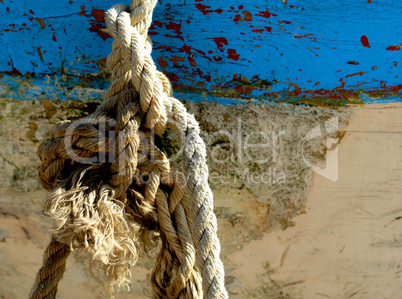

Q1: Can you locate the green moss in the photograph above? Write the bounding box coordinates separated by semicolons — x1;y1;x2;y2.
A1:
156;128;180;159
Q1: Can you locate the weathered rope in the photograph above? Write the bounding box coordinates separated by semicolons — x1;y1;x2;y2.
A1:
29;239;70;299
30;0;228;298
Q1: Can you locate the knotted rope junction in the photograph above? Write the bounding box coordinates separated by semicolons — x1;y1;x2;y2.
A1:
30;0;228;298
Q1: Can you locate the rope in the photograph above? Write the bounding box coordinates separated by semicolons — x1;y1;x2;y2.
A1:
31;0;228;298
29;239;70;299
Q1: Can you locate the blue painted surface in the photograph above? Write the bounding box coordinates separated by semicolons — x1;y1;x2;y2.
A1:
0;0;401;104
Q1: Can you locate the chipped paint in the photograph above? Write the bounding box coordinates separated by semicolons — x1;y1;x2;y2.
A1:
0;0;401;105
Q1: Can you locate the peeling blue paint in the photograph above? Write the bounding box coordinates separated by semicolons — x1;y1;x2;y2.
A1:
0;0;401;104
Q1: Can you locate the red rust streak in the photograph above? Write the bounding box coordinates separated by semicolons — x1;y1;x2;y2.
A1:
345;72;365;78
195;3;214;15
4;66;23;76
279;20;291;24
265;26;272;32
256;9;271;18
252;29;264;33
386;45;400;51
37;47;44;62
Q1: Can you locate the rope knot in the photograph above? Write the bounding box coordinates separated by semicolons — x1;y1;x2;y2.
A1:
31;0;228;298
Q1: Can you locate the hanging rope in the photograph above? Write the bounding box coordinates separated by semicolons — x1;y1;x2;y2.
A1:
30;0;228;298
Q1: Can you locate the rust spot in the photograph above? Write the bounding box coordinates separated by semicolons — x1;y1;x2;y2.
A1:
345;71;365;78
195;3;213;15
368;0;372;3
189;57;197;67
91;9;105;23
37;47;44;62
289;83;302;96
372;65;377;70
195;81;206;87
34;18;45;29
233;14;242;23
167;56;185;67
6;6;9;12
265;26;272;32
4;66;23;76
158;56;169;69
213;37;228;52
360;35;371;48
256;9;275;19
386;45;400;51
79;5;86;16
243;10;252;21
89;23;110;40
52;32;57;41
347;61;359;65
252;29;264;33
227;49;240;61
29;9;35;14
165;22;182;35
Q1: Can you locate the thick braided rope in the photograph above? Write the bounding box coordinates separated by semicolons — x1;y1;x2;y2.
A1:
105;1;228;297
31;0;227;298
29;239;70;299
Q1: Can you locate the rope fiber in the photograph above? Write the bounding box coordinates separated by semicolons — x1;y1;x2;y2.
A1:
30;0;228;298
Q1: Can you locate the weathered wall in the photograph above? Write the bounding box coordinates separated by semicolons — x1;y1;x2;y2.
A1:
0;95;351;298
0;0;401;104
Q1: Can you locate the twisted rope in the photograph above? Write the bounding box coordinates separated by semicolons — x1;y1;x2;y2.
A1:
31;0;227;298
29;239;70;299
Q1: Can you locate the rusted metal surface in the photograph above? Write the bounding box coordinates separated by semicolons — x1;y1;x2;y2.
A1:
0;0;400;104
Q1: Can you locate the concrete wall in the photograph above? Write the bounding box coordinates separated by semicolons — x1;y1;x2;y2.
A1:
0;0;401;104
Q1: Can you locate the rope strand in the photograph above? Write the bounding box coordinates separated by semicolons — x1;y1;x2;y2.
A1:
29;239;70;299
